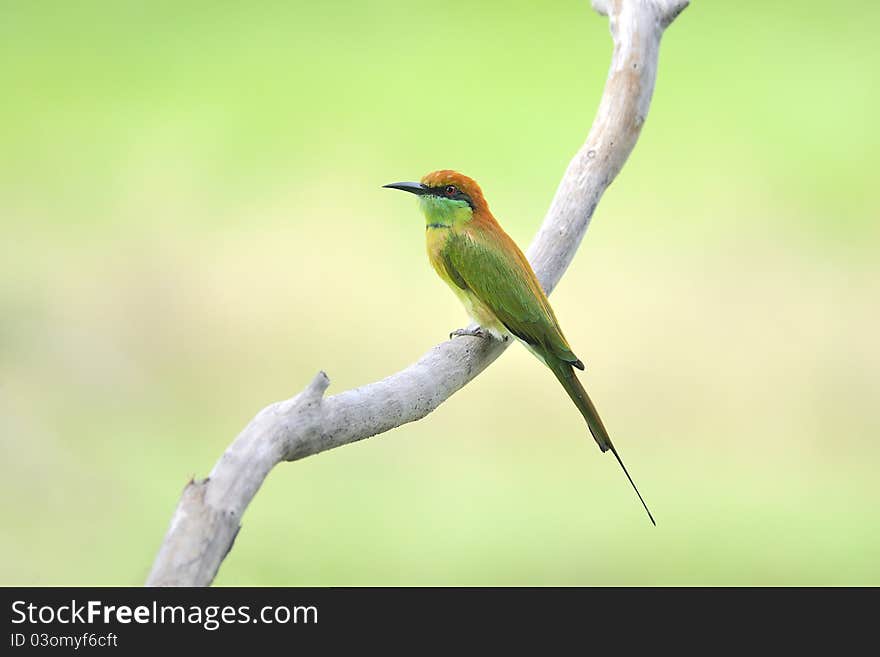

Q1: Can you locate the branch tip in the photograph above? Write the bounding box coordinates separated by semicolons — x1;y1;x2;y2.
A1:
654;0;689;27
593;0;689;27
591;0;611;17
306;370;330;398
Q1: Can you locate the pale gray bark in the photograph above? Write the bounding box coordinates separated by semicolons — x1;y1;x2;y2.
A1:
146;0;689;587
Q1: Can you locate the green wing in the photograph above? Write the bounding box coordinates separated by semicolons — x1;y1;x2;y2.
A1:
442;229;583;369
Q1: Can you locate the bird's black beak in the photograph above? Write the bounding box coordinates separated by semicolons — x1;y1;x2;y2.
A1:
383;181;429;196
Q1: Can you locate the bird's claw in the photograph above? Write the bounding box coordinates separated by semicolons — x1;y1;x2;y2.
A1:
449;327;489;340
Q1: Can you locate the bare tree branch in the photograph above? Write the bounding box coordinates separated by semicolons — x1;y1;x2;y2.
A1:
146;0;689;587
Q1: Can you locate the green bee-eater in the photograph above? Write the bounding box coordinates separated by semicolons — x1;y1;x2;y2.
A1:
385;170;655;525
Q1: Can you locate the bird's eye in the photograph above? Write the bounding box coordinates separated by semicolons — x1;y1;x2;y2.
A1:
444;185;457;196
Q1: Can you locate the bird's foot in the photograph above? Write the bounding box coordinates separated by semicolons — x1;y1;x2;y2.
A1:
449;326;490;340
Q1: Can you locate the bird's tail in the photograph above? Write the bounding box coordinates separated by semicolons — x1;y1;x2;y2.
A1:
548;359;656;526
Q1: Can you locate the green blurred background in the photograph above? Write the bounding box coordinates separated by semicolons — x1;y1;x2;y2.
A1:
1;0;878;585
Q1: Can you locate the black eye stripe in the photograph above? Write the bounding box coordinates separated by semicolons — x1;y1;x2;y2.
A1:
428;185;474;209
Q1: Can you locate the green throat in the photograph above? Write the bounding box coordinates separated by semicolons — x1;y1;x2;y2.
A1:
419;195;473;229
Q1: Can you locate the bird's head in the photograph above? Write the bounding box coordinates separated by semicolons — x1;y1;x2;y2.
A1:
384;170;489;226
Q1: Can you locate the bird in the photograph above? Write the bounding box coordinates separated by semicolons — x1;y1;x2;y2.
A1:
384;170;655;525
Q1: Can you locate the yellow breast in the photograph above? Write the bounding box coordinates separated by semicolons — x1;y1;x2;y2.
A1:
425;226;507;337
